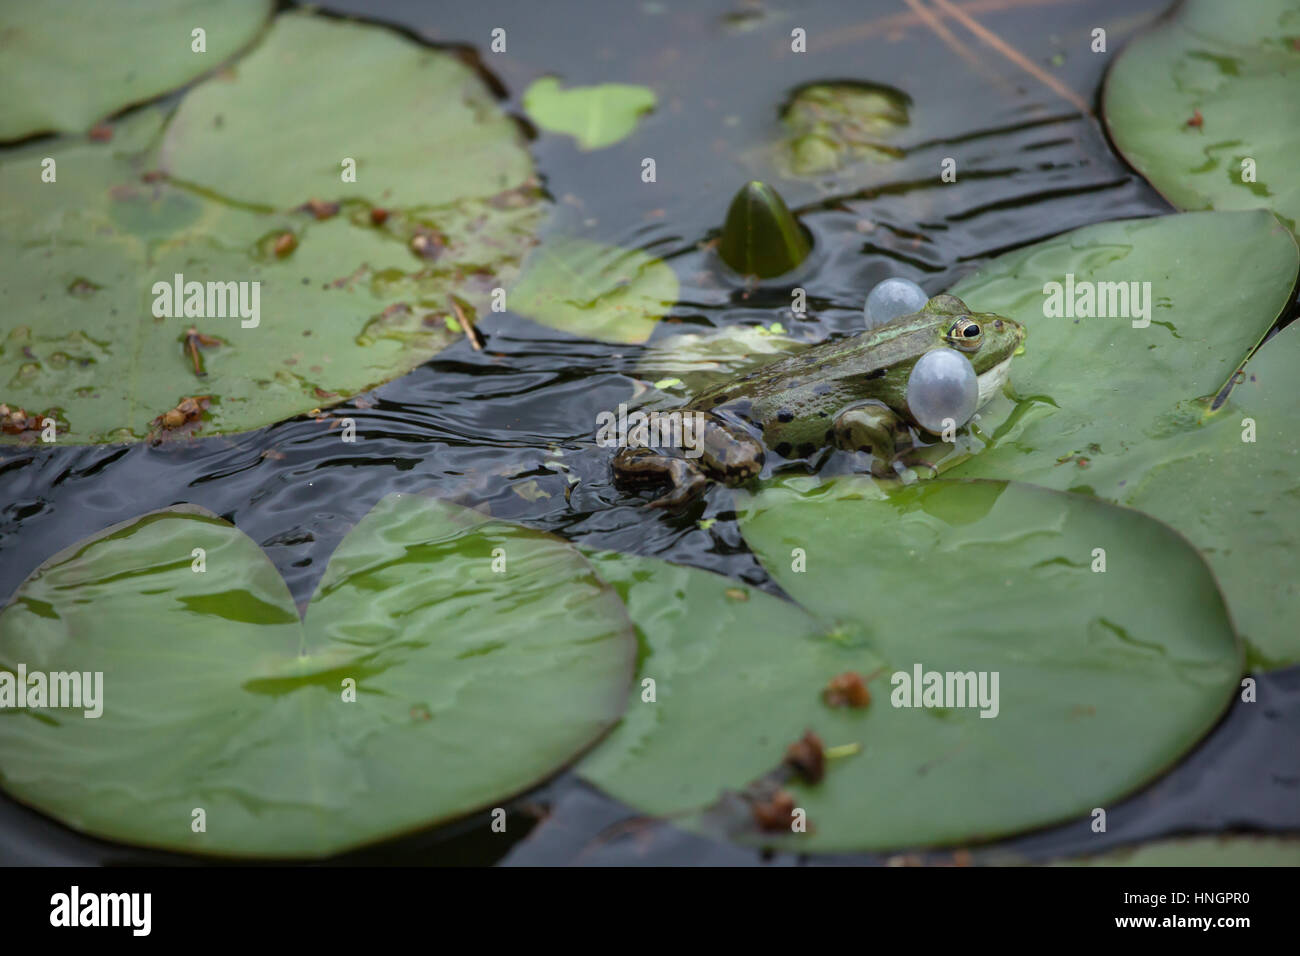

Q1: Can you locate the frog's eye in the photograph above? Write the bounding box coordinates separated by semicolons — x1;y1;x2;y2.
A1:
947;317;983;352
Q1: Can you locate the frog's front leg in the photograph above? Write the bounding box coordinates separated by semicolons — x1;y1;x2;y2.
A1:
612;447;710;508
832;404;906;478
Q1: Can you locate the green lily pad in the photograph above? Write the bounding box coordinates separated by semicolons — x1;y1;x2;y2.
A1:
1055;835;1300;867
0;494;635;858
0;33;543;443
720;478;1239;852
522;77;656;150
579;550;869;816
509;236;678;343
162;12;535;209
0;0;271;142
1103;0;1300;232
942;210;1300;667
779;82;909;177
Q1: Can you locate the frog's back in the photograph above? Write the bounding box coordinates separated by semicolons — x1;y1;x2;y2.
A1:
686;319;936;456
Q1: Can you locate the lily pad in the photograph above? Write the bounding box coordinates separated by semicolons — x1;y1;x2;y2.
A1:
509;236;679;343
522;77;656;151
162;12;535;209
0;0;271;142
1103;0;1300;232
578;550;868;816
0;493;635;857
721;478;1240;852
1055;835;1300;867
635;324;806;397
0;31;543;443
941;210;1300;666
779;82;909;177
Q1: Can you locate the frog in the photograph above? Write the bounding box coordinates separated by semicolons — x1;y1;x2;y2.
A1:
611;294;1025;507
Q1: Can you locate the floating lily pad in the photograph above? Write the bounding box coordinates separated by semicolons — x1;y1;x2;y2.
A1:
1103;0;1300;232
162;12;535;209
0;494;635;857
779;82;910;176
522;77;656;150
635;324;806;398
0;0;271;141
1054;835;1300;867
578;550;866;816
509;236;678;343
941;210;1300;666
720;478;1240;852
0;28;543;444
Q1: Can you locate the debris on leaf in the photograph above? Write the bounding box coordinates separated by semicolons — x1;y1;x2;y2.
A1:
783;729;825;784
273;232;297;257
1186;108;1203;128
750;788;797;831
823;671;871;709
88;123;113;142
0;404;48;435
301;198;340;220
410;228;446;259
369;207;389;226
183;327;222;377
152;395;211;431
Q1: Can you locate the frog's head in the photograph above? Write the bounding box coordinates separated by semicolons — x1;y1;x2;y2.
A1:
921;294;1025;405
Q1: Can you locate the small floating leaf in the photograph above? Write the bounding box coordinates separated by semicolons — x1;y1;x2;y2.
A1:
0;494;635;857
779;82;910;176
510;236;678;343
1103;0;1300;233
0;0;272;141
717;180;811;278
522;77;656;150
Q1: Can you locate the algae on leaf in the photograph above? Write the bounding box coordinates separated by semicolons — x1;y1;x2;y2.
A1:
0;495;635;858
0;0;272;141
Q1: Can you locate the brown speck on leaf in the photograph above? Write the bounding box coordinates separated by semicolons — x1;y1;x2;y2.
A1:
410;229;446;259
823;671;871;709
141;169;166;183
369;207;389;226
724;587;748;601
301;198;340;220
88;124;113;142
751;789;798;832
152;395;210;432
1187;109;1203;128
784;730;825;784
314;387;338;400
273;232;297;257
184;327;221;377
1;404;48;435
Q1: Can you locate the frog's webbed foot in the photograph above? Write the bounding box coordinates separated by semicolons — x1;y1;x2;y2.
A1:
832;404;906;478
612;448;710;509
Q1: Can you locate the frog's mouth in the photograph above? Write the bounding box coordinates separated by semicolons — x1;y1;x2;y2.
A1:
975;355;1014;409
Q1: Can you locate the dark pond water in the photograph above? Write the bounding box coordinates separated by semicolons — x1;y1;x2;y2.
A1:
2;0;1296;865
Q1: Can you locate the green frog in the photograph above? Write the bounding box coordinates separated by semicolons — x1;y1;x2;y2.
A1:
612;294;1025;507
